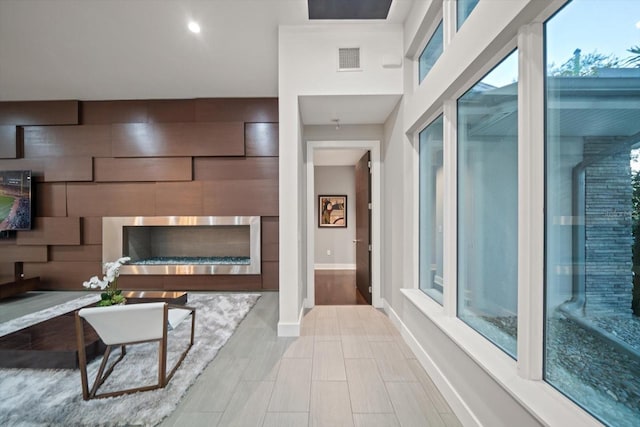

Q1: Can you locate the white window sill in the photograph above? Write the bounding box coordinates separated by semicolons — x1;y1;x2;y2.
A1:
401;289;602;427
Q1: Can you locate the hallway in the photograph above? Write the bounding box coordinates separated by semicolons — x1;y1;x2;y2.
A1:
162;292;461;426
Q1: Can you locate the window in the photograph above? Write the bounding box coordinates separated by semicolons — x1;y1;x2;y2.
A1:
419;115;444;304
457;50;518;358
544;1;640;425
418;20;443;83
457;0;479;30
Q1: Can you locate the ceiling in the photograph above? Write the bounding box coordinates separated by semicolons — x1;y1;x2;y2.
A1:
314;148;369;166
0;0;413;124
299;94;401;125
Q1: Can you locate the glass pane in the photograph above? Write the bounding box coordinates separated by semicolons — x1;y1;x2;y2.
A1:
419;20;444;83
420;115;444;304
544;1;640;425
457;50;518;358
457;0;479;30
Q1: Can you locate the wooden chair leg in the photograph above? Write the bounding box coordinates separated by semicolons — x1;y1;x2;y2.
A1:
75;313;90;401
165;309;195;384
159;307;168;387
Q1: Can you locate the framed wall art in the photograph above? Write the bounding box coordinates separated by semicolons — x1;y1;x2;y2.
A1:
318;195;347;227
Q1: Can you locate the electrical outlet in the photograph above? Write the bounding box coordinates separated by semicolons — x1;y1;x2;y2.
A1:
327;249;331;256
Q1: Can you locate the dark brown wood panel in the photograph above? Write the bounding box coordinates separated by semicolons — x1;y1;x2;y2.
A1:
16;217;81;246
0;157;91;182
44;157;93;182
163;275;262;291
95;157;192;182
194;157;278;181
81;100;148;124
116;275;165;291
0;158;41;175
0;101;78;126
0;126;17;158
195;98;278;123
23;125;111;158
35;183;67;217
261;261;279;290
117;275;262;291
0;245;47;262
0;262;14;283
355;152;372;304
49;245;102;262
155;182;203;216
147;100;196;123
82;217;103;245
67;183;156;217
246;123;279;157
0;277;40;299
261;217;279;262
202;179;278;216
111;122;244;157
23;261;100;290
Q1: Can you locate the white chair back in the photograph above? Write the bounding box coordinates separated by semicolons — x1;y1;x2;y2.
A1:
78;302;166;345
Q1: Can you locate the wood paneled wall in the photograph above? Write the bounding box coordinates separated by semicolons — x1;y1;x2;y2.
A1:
0;98;279;291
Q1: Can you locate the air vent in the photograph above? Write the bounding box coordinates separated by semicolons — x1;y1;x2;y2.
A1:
338;47;360;71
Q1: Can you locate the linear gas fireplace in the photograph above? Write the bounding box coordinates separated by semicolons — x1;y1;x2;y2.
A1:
102;216;261;275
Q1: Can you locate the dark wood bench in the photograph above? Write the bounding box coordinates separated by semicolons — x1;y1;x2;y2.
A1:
0;276;40;300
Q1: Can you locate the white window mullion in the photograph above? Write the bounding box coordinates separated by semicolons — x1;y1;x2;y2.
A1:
517;22;545;380
443;99;458;317
443;0;456;49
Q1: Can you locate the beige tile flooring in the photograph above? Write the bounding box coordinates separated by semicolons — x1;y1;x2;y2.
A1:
161;292;462;427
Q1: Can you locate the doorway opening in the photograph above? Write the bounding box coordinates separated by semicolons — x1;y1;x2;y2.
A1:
306;140;382;309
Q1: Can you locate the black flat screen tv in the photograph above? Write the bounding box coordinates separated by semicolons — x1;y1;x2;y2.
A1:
0;170;32;231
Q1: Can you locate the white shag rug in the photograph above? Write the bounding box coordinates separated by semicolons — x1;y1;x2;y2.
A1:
0;293;260;427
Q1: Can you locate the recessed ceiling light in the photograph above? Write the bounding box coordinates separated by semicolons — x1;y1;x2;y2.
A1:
188;21;201;33
636;20;640;29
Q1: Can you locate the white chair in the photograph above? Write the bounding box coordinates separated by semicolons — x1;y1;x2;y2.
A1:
75;302;195;400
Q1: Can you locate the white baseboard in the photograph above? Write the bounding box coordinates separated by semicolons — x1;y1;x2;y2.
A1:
277;303;305;337
382;298;479;427
277;321;300;336
314;263;356;270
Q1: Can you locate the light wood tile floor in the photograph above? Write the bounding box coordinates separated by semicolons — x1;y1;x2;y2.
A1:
0;291;462;427
163;292;462;427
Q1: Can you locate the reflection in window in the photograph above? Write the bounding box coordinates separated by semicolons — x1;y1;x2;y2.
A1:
419;20;443;83
544;1;640;425
457;0;479;30
458;50;518;358
419;115;444;304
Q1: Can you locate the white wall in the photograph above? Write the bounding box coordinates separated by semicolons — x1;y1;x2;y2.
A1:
278;23;403;335
314;166;356;268
382;99;411;308
305;124;384;142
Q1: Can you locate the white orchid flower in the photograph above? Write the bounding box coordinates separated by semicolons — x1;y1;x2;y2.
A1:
82;275;108;290
85;257;130;294
103;257;130;282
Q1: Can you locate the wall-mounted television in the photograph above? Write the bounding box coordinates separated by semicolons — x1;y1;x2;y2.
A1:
0;170;32;231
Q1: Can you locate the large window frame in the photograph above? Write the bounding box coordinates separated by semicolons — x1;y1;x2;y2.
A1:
404;0;605;425
419;114;445;304
456;48;520;359
418;19;444;84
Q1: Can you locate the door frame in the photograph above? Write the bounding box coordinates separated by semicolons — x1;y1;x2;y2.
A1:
306;140;382;308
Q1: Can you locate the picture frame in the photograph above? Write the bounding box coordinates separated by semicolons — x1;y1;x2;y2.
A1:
318;195;347;227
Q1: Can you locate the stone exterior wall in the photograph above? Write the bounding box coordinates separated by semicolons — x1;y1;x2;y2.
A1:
583;139;633;317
